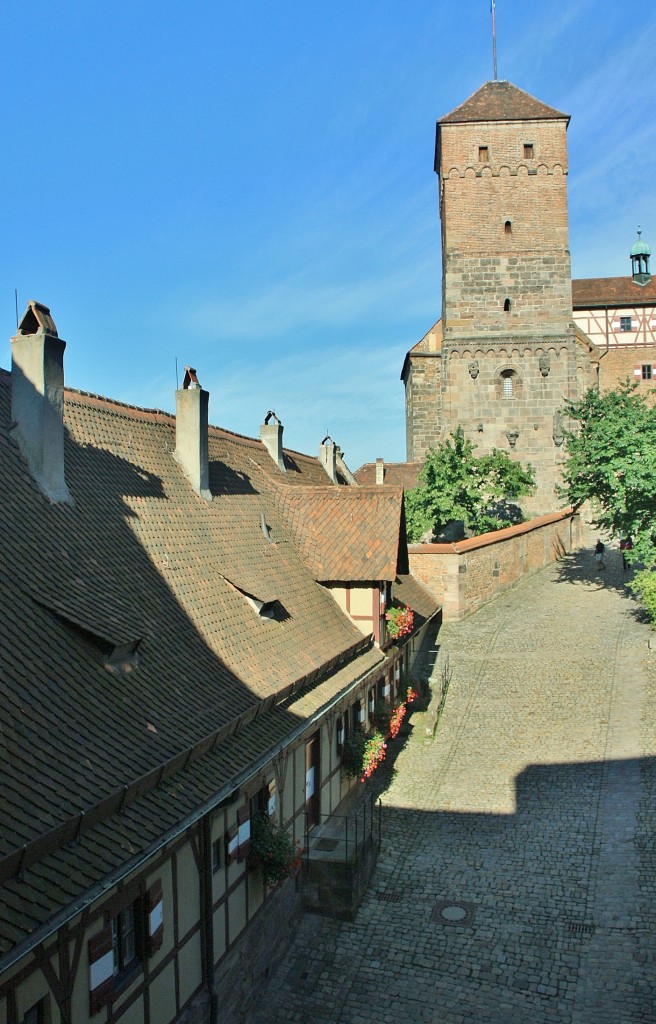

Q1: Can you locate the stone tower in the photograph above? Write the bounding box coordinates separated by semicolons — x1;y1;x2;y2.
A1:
403;80;595;513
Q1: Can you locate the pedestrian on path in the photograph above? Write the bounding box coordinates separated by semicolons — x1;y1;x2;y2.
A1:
620;536;633;571
595;539;606;570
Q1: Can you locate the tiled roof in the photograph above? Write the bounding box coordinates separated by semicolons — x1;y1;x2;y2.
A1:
274;485;408;581
353;462;422;490
401;319;442;382
572;276;656;308
0;368;391;958
393;574;440;625
439;80;569;125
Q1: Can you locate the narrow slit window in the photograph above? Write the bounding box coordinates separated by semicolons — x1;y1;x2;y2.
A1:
504;220;512;234
478;146;489;162
524;143;534;159
503;298;511;312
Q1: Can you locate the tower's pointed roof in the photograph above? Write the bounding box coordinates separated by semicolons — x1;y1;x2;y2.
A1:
439;80;569;125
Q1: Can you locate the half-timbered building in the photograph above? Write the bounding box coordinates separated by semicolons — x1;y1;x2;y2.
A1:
0;302;439;1024
572;231;656;396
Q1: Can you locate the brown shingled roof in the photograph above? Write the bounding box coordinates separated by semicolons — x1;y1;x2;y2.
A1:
0;368;386;928
274;486;408;581
439;80;569;125
572;276;656;308
354;462;421;490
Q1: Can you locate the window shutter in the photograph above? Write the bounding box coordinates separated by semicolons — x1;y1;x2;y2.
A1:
146;879;164;955
225;823;237;864
237;805;251;860
634;365;642;378
88;924;114;1015
267;780;277;818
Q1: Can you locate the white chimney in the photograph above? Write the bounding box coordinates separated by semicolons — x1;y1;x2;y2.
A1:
175;366;211;500
260;411;285;472
375;458;385;485
11;300;71;503
319;435;337;483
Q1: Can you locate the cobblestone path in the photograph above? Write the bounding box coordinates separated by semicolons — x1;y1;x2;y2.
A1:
254;550;656;1024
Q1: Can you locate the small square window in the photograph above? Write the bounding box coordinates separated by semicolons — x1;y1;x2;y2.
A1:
620;316;633;332
524;143;534;159
642;364;653;380
478;146;489;162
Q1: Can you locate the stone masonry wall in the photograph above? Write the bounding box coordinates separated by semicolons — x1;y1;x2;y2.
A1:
440;340;591;515
408;511;581;620
598;344;656;397
404;353;442;461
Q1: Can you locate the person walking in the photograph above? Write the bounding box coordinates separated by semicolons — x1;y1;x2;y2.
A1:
595;539;606;570
620;536;633;571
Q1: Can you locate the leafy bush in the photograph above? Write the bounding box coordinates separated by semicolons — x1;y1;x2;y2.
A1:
250;814;302;889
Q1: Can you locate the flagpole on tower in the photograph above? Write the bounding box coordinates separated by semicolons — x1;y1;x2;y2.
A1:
491;0;498;80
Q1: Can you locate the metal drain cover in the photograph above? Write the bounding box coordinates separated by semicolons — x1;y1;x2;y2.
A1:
431;900;476;926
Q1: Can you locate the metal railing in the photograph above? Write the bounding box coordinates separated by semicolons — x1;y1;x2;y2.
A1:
304;793;381;871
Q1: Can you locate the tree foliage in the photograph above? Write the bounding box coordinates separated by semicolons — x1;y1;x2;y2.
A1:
558;383;656;568
404;428;536;543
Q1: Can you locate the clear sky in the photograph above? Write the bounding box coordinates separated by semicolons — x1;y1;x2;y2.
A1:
1;1;654;469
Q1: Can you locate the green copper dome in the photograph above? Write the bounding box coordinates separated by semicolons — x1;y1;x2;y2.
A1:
631;228;651;256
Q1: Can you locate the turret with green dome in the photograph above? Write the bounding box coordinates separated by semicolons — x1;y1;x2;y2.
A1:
630;227;651;285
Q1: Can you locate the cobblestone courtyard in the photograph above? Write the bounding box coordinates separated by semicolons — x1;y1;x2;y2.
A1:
254;550;656;1024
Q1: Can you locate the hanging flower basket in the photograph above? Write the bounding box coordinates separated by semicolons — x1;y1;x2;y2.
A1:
250;814;302;890
342;729;387;782
385;603;414;641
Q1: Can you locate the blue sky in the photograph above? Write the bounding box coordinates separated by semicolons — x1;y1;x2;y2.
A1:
1;1;654;469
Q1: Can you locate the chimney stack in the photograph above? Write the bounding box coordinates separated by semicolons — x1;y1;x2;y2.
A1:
11;300;71;503
375;458;385;485
260;411;285;472
319;435;337;483
175;366;211;500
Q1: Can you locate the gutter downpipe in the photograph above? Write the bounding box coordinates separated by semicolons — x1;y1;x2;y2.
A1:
595;303;610;392
201;816;218;1024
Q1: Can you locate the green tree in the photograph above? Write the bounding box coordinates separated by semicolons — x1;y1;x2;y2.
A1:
558;383;656;567
404;428;536;542
559;382;656;626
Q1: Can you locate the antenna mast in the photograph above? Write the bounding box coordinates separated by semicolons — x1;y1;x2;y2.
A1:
491;0;498;80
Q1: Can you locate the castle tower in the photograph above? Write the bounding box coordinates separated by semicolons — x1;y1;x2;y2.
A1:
403;80;595;513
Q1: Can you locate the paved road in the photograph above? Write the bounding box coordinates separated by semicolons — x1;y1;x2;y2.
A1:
255;550;656;1024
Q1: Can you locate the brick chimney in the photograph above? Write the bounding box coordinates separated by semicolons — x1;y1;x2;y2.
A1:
375;458;385;485
11;300;71;503
319;435;337;483
260;411;285;472
175;366;211;500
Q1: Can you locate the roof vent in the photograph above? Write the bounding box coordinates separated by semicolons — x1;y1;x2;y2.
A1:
260;410;286;472
175;365;211;499
319;435;337;483
10;300;71;503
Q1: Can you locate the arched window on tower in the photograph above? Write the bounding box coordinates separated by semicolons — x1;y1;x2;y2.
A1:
501;370;516;398
503;298;511;312
504;220;512;235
